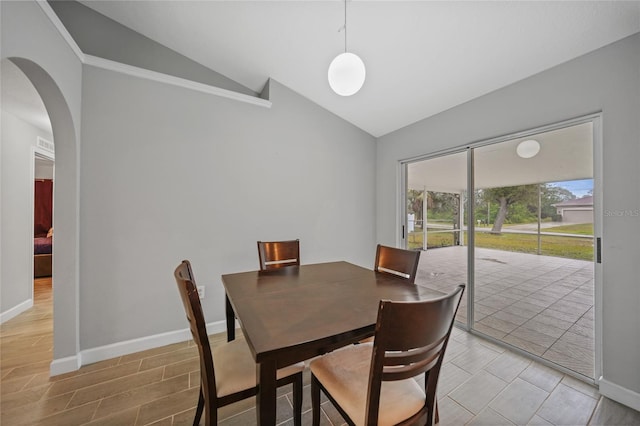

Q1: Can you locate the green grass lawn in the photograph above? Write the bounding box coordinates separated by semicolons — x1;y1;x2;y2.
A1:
544;223;594;235
408;226;594;261
473;232;593;261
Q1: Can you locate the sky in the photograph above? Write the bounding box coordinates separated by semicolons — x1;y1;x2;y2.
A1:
549;179;593;198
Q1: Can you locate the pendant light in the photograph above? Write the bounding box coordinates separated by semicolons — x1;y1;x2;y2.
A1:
516;139;541;158
328;0;366;96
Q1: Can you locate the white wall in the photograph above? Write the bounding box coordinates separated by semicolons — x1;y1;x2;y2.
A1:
79;68;376;349
35;158;55;180
1;0;83;360
377;33;640;405
0;111;53;315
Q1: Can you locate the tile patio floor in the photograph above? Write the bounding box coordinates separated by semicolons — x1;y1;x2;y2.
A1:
415;246;595;378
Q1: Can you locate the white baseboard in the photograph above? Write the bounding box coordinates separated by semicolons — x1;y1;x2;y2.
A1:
599;378;640;412
49;320;228;376
0;299;33;324
50;355;81;376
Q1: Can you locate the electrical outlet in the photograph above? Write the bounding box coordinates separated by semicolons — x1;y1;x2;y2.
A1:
197;286;205;299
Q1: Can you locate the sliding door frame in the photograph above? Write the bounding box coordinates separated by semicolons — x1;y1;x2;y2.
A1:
399;112;603;383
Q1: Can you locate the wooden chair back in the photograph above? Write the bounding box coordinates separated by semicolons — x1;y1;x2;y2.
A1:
174;260;216;425
175;260;304;425
257;239;300;270
374;244;421;283
367;284;465;425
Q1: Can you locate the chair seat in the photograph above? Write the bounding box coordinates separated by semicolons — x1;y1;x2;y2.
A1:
214;337;305;398
310;343;426;426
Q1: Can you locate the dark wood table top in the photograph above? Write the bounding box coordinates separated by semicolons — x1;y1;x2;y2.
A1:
222;261;441;366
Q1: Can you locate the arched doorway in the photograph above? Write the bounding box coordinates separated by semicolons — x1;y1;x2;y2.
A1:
1;57;80;374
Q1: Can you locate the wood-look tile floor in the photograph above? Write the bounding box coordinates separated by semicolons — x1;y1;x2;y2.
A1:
2;277;640;425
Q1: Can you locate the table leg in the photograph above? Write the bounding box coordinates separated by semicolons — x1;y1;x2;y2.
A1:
257;359;277;426
225;294;235;341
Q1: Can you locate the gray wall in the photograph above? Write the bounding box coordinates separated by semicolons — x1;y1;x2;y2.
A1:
0;111;53;313
1;0;83;359
48;0;257;96
377;33;640;397
3;0;376;368
79;68;376;348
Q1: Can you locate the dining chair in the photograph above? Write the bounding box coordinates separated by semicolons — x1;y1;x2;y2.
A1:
174;260;304;426
374;244;421;283
226;239;300;341
310;284;465;426
257;239;300;270
357;244;422;344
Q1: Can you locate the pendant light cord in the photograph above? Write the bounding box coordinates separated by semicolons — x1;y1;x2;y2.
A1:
344;0;347;53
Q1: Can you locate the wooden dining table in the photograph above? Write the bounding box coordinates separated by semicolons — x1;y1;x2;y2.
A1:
221;261;442;426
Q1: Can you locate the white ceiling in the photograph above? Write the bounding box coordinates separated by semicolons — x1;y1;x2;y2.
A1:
79;0;640;137
407;121;593;192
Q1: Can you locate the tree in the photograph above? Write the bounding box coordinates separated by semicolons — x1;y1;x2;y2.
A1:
483;185;538;233
407;189;425;224
541;185;575;219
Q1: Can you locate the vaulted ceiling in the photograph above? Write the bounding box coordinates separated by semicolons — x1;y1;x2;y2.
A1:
4;2;640;138
78;1;640;137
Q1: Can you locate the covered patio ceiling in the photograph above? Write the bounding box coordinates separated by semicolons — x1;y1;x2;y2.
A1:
408;122;593;193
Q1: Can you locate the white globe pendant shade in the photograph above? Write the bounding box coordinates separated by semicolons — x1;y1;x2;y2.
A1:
328;52;366;96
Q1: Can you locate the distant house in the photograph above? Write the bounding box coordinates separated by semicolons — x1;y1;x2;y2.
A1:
553;195;593;223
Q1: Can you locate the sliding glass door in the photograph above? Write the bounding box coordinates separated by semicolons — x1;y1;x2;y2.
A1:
405;151;468;323
472;122;595;379
403;117;600;381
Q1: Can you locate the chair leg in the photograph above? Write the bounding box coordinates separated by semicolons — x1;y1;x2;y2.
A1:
425;388;438;426
193;386;204;426
311;374;321;426
292;373;303;426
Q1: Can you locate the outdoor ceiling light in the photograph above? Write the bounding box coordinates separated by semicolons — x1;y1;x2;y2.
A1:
517;139;541;158
328;0;366;96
